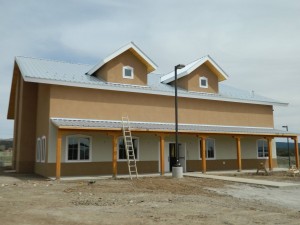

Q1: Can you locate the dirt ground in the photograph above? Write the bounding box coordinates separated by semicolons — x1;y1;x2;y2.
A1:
1;170;300;225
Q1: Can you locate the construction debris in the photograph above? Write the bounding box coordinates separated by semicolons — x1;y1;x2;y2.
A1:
287;166;299;177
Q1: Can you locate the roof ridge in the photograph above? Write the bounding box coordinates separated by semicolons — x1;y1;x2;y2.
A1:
15;56;93;67
185;55;208;66
163;55;208;76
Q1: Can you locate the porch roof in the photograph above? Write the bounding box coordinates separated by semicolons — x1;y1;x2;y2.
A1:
51;118;297;138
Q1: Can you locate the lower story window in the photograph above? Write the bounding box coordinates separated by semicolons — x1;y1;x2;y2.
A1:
41;136;46;162
118;137;139;160
206;138;215;159
36;136;46;163
36;138;41;162
67;136;91;161
200;138;215;159
257;139;268;158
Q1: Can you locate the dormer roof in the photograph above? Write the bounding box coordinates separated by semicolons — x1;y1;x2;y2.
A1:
160;55;229;83
86;42;158;75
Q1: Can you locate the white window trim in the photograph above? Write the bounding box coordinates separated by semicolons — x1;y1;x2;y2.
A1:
65;135;92;163
199;76;208;88
199;138;216;160
122;66;134;79
117;136;139;161
41;136;46;163
257;139;269;159
36;138;41;162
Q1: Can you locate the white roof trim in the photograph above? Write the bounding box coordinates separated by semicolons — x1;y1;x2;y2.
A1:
160;55;229;83
22;76;288;107
51;117;275;130
86;42;158;75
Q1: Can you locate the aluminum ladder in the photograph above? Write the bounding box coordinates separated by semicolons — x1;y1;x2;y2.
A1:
121;116;138;179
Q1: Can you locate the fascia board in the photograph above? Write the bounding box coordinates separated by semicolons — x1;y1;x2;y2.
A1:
206;56;229;80
86;42;157;75
161;56;229;83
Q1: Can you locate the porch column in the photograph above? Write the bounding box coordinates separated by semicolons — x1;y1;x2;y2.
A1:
292;136;299;169
159;134;165;176
235;137;242;172
56;129;62;180
267;138;273;171
112;135;118;178
200;136;207;173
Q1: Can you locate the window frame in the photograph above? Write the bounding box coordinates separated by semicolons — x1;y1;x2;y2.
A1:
257;139;269;159
200;138;216;160
122;66;134;79
65;135;92;163
36;138;41;162
199;76;208;88
41;136;46;163
117;136;139;161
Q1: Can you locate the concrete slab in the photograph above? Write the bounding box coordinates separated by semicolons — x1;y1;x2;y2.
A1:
49;173;172;181
184;172;300;189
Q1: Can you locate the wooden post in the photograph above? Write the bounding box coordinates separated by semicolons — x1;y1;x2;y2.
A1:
293;136;299;169
200;136;207;173
56;129;62;180
159;134;165;176
267;138;273;171
235;137;242;172
112;135;118;178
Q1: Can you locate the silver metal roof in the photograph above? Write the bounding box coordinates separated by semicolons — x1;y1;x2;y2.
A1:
15;56;287;106
51;118;294;136
160;55;229;83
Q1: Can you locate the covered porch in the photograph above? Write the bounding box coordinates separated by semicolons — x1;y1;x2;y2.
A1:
51;118;299;180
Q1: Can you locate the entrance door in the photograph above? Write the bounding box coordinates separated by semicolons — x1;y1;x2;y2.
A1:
169;143;177;171
164;143;186;172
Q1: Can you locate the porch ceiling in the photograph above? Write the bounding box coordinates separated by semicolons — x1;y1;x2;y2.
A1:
51;118;298;138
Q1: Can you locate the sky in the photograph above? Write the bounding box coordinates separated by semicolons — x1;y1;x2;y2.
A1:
0;0;299;139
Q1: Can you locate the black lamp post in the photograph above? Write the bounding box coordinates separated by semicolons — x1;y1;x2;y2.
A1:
174;64;185;167
282;125;291;168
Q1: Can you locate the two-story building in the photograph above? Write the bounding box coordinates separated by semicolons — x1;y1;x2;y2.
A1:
7;42;299;179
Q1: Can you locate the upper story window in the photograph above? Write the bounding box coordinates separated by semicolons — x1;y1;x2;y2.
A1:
66;135;91;162
199;76;208;88
257;139;268;158
123;66;134;79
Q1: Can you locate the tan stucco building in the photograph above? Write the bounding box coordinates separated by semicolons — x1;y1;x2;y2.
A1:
7;42;299;179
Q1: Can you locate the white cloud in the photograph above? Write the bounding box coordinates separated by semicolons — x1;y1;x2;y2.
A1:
0;0;300;138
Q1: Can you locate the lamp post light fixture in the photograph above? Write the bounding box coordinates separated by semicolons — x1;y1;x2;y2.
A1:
174;64;185;167
282;125;291;168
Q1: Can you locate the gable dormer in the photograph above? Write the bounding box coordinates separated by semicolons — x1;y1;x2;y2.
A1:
86;42;157;86
161;55;228;94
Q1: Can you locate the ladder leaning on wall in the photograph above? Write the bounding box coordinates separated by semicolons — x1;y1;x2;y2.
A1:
121;116;138;179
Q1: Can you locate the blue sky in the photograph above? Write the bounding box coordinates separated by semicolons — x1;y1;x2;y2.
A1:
0;0;300;139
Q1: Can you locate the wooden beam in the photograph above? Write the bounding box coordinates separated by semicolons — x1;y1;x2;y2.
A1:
235;137;242;172
200;136;207;173
267;138;273;171
159;134;165;176
112;135;118;178
56;129;62;180
292;136;299;169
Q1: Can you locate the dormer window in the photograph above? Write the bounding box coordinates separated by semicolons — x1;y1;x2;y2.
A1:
199;76;208;88
123;66;134;79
